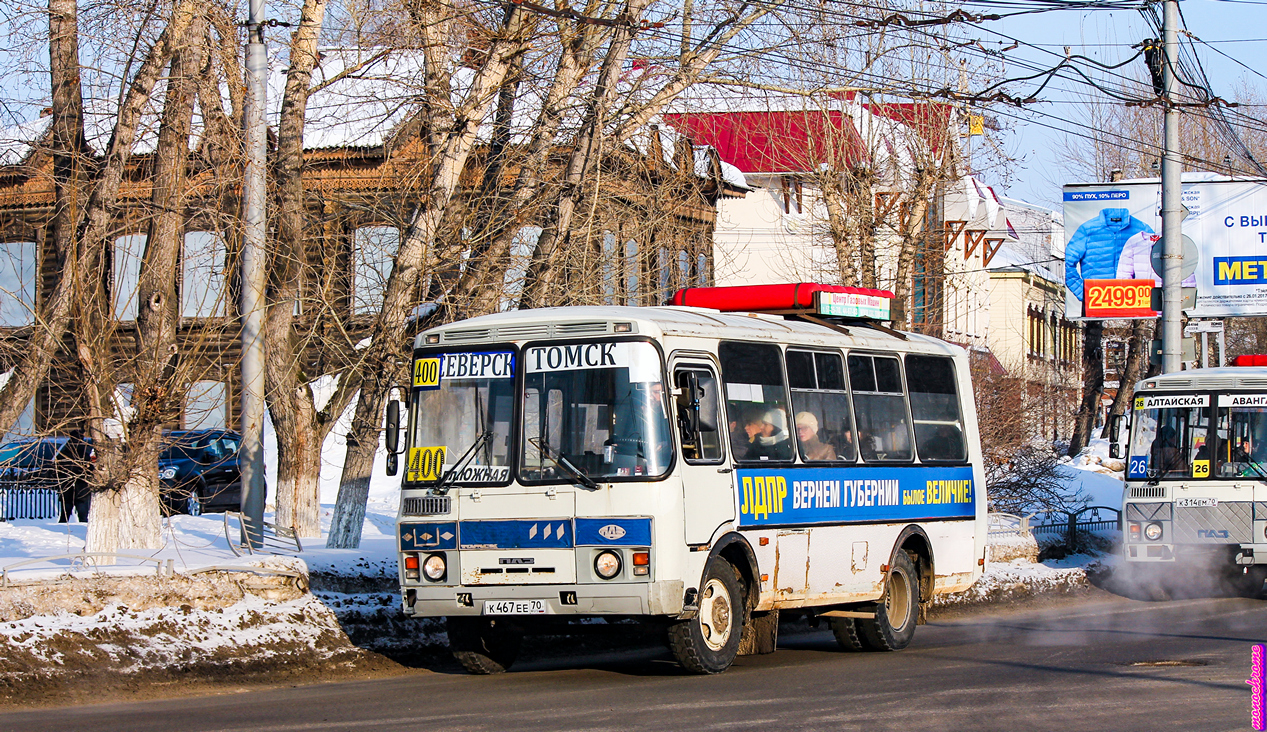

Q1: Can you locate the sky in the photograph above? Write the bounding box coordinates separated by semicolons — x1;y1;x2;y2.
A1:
983;0;1266;209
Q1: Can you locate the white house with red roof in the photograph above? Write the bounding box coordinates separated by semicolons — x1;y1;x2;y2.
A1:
661;88;1070;374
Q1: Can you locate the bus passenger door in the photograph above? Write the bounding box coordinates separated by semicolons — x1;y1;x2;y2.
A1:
672;361;735;545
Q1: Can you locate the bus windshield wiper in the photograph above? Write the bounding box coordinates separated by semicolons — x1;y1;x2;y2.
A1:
434;430;494;494
528;437;599;491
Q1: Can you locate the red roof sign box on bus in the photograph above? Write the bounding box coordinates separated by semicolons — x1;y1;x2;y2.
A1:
671;283;893;320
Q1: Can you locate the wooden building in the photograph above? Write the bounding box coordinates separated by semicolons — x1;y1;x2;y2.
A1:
0;50;743;435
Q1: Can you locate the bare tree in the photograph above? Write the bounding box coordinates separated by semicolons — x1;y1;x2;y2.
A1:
325;3;535;548
264;0;334;539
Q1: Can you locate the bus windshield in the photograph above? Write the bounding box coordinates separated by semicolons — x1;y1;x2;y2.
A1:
1215;396;1267;478
1127;394;1209;480
520;340;672;483
410;350;517;485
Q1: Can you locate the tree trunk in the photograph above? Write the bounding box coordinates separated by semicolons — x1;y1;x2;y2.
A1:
1068;320;1105;456
448;26;605;316
890;192;928;328
0;0;90;435
326;5;531;548
518;4;648;308
327;391;382;549
86;8;202;555
273;422;323;537
263;0;328;537
820;172;858;286
1101;319;1149;439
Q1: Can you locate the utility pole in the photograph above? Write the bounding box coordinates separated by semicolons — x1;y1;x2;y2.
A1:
240;0;267;546
1160;0;1183;373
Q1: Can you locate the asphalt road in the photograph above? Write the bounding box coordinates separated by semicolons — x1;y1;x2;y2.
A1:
3;594;1264;732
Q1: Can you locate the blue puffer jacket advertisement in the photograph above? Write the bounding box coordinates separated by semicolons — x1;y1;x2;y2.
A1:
1064;208;1154;301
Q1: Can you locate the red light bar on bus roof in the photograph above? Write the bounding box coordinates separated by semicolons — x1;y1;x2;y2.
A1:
671;283;894;320
1233;354;1267;367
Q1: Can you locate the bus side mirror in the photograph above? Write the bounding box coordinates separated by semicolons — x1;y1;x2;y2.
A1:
385;399;402;476
684;367;704;435
1108;414;1124;460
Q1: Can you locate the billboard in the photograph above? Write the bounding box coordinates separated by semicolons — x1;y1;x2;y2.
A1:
1062;176;1267;319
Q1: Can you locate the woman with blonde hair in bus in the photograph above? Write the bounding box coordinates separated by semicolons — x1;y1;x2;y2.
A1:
795;412;836;461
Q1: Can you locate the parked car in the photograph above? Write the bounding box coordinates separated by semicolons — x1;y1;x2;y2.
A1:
159;430;242;516
0;437;69;487
0;435;93;521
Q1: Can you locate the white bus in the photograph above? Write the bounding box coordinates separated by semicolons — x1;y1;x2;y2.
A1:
387;284;987;674
1115;361;1267;595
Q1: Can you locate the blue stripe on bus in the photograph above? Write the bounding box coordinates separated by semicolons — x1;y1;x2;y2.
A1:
735;466;976;528
459;519;573;549
574;517;652;546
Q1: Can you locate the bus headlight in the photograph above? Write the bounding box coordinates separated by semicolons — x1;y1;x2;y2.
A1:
1144;522;1163;542
594;550;622;580
423;553;447;582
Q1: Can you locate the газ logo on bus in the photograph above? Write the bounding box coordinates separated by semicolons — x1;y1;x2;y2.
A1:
598;524;626;540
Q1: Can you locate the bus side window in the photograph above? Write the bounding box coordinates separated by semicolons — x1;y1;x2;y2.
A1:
848;354;913;463
675;368;723;463
906;355;967;463
719;341;795;463
787;349;856;462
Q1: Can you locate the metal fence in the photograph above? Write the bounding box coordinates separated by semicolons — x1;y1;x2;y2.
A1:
989;506;1121;548
0;486;60;520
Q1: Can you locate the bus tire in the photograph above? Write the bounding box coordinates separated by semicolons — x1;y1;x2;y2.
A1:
828;617;865;651
446;617;521;674
859;551;919;652
668;558;745;674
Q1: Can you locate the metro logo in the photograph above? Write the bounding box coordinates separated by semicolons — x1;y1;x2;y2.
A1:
1215;257;1267;285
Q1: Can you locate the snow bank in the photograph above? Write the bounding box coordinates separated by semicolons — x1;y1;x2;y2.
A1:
0;591;369;689
1060;437;1126;508
934;555;1100;609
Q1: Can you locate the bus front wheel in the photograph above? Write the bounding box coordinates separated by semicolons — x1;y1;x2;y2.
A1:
668;558;745;674
447;616;521;674
859;551;919;651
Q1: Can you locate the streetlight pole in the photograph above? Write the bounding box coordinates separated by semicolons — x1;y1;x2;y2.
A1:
240;0;267;545
1160;0;1183;373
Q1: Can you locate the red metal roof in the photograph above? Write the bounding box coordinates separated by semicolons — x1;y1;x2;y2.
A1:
663;102;952;175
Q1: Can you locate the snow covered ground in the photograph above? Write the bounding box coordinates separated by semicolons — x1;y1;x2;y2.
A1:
1058;437;1127;508
0;397;403;582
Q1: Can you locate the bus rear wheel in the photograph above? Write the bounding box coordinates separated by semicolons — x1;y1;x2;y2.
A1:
859;551;919;652
446;617;521;674
829;617;865;651
668;558;745;674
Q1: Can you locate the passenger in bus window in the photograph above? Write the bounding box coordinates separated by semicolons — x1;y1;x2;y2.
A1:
733;406;767;460
921;425;963;461
756;409;793;460
795;412;836;461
